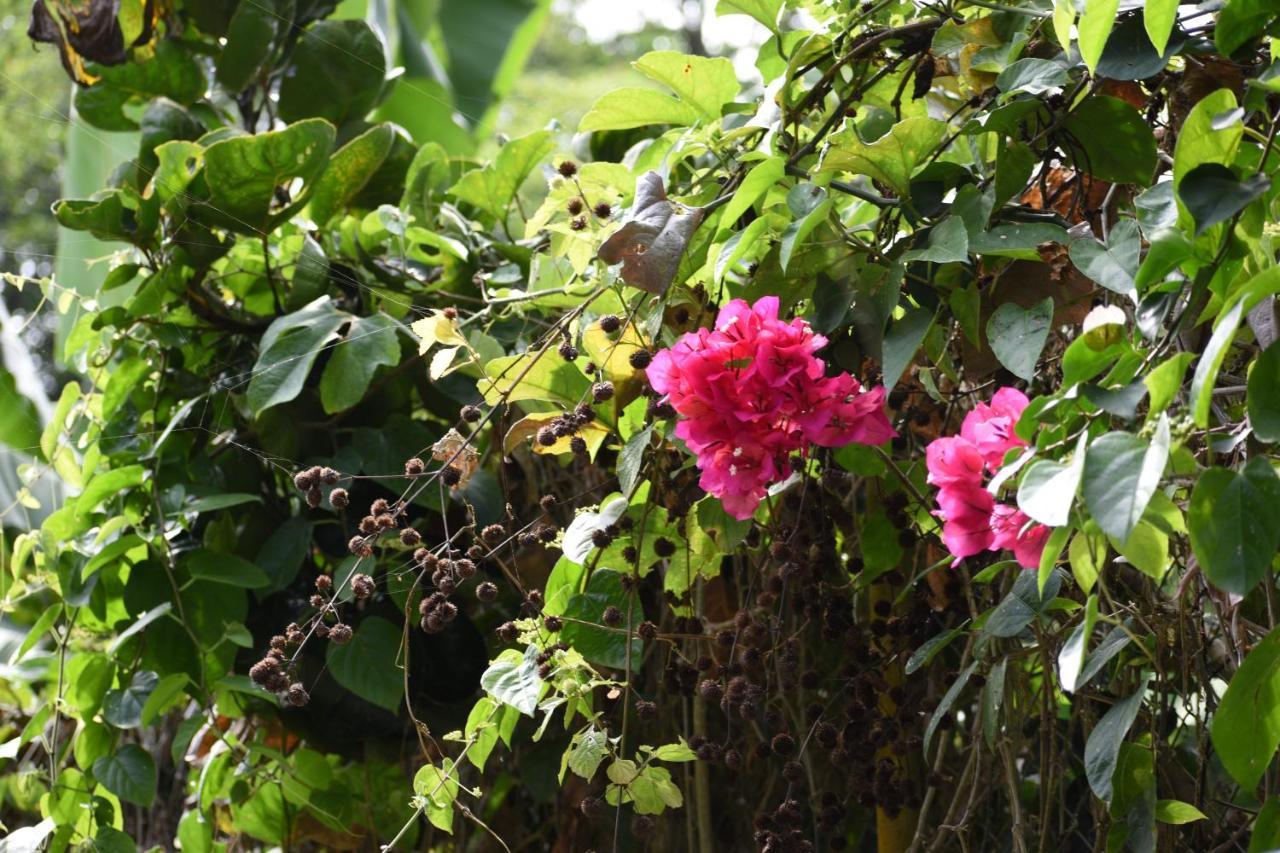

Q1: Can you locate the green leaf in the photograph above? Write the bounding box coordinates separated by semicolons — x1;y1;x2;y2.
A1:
1145;0;1179;54
564;727;610;780
216;0;292;93
450;130;556;222
103;670;159;729
819;117;948;196
326;617;403;712
309;123;395;225
140;673;189;726
319;313;401;413
1190;298;1246;428
1189;459;1280;596
464;698;502;771
719;156;784;233
75;41;205;131
882;305;934;390
1078;0;1121;73
255;517;314;594
480;646;543;716
67;653;116;717
1095;13;1178;80
1213;625;1280;791
1155;800;1207;824
185;548;270;589
618;424;654;496
1084;677;1148;803
413;760;459;833
969;223;1068;259
77;464;146;514
201;118;336;233
1069;219;1140;301
1063;96;1156;186
561;569;642;670
0;362;41;451
924;661;976;755
233;781;288;843
278;19;386;126
578;88;701;132
985;569;1062;639
1251;799;1280;852
1081;419;1169;544
247;298;349;416
1180;163;1271;236
994;141;1036;208
996;58;1068;95
1060;594;1098;692
1144;351;1196;419
93;744;157;807
987;297;1053;382
1217;0;1280;55
1250;344;1280;442
904;216;969;264
478;352;591;407
715;0;781;32
53;191;147;245
633;51;739;121
1173;89;1243;227
1081;381;1148;421
1018;436;1086;528
905;626;965;676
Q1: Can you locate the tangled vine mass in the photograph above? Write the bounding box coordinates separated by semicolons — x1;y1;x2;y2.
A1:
4;0;1280;851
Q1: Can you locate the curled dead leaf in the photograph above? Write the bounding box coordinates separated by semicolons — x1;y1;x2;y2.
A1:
432;429;479;489
598;171;704;294
29;0;159;84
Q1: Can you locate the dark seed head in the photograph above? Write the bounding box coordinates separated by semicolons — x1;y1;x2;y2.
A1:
566;196;584;215
477;581;498;602
557;160;578;177
329;623;353;645
287;683;309;706
593;201;612;218
461;404;482;423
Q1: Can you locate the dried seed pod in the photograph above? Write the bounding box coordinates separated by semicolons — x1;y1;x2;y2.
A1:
329;623;353;645
287;683;310;706
350;573;375;599
329;488;349;509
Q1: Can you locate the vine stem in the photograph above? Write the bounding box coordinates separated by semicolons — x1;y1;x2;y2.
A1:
692;580;714;853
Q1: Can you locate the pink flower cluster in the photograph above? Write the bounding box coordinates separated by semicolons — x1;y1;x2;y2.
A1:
925;388;1049;569
646;296;895;520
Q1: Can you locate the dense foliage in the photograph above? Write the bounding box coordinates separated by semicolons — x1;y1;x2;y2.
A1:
4;0;1280;850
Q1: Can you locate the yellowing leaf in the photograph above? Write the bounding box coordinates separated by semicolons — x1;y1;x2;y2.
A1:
412;311;467;354
818;117;948;196
504;412;610;459
581;320;646;384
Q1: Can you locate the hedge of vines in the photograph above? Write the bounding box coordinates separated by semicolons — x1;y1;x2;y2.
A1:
4;0;1280;850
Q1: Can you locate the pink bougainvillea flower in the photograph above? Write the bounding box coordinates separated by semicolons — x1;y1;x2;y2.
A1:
960;387;1030;471
924;387;1050;569
647;296;894;520
989;504;1052;570
935;482;996;560
925;436;986;490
